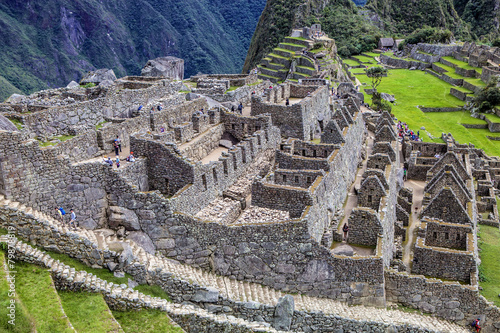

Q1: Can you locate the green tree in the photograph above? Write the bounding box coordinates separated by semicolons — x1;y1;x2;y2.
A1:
473;76;500;113
365;66;387;92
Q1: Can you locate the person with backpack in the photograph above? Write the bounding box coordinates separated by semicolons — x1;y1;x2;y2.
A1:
115;136;122;153
342;223;349;242
56;207;65;223
237;103;243;114
113;140;119;156
69;209;77;230
472;318;481;332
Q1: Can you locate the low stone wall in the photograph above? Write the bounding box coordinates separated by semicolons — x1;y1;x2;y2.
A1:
379;54;430;70
180;124;225;161
386;269;500;331
419;106;463;112
481;67;500;84
450;88;469;101
461;123;488;129
45;130;101;162
455;67;478;78
441;74;463;86
97;115;150;152
462;80;482;94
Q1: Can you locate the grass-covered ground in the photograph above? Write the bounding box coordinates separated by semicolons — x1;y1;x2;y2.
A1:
59;291;123;332
15;261;74;332
112;309;184;333
0;251;34;333
342;59;360;67
478;225;500;307
355;68;500;156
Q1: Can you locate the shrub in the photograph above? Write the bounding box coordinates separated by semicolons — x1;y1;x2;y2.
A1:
473;77;500;113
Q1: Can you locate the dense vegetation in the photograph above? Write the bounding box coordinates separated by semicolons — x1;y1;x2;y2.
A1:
365;0;471;39
472;77;500;113
400;27;453;49
0;0;266;101
454;0;500;40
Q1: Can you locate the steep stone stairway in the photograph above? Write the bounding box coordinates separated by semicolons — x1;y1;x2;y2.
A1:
0;195;468;332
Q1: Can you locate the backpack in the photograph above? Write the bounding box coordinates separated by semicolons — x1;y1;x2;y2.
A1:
59;208;66;215
471;320;478;328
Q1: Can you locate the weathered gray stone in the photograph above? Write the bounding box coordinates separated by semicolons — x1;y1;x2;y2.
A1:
80;69;117;84
332;244;354;256
108;206;140;231
274;295;294;331
66;80;79;88
141;57;184;80
0;114;20;132
5;93;25;104
127;231;155;254
191;287;219;303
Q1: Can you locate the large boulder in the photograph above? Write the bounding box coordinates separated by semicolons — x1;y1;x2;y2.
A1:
381;93;395;103
127;231;155;254
0;114;20;132
274;295;294;330
108;206;140;231
66;81;80;88
141;57;184;80
5;93;25;104
80;69;117;85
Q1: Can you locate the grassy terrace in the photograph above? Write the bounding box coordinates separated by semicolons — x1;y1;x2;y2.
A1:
59;291;123;332
342;59;361;67
363;52;380;57
483;113;500;123
464;78;487;87
478;225;500;307
441;56;483;73
452;86;474;93
268;53;289;60
113;309;183;333
352;55;377;64
355;68;500;156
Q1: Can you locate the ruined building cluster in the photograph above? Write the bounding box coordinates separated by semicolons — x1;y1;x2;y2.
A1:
1;31;500;332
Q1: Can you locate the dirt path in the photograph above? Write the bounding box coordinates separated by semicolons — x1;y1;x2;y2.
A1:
401;179;426;268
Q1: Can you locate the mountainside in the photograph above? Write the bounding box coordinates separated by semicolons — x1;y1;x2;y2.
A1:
0;0;266;101
243;0;378;72
244;0;500;71
366;0;499;39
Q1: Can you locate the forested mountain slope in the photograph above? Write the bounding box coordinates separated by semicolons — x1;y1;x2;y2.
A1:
0;0;266;101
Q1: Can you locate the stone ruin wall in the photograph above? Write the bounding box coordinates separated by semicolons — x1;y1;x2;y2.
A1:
4;79;183;137
251;84;330;141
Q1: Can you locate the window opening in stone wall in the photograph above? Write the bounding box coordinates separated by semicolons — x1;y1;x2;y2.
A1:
232;124;235;130
255;125;260;131
295;175;299;183
283;175;287;182
444;232;449;240
233;154;238;170
368;195;372;203
456;233;460;240
202;174;207;190
213;168;218;183
302;149;306;156
307;176;312;184
223;161;228;175
313;150;316;157
433;232;437;239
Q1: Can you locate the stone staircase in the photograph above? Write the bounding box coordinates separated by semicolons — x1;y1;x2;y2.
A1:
0;236;278;333
0;194;469;332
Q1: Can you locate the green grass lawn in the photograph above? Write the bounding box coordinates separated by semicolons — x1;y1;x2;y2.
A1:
352;55;377;64
483;113;500;123
0;251;34;333
342;59;361;67
363;52;380;57
478;225;500;307
464;78;486;87
112;309;184;333
59;291;123;332
433;62;456;73
15;261;74;332
441;56;483;73
453;86;474;93
355;69;500;156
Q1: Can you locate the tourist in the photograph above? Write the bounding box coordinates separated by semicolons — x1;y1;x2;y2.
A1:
160;126;165;133
237;103;243;114
157;104;163;111
69;209;77;230
403;167;407;181
150;107;154;114
231;105;235;112
342;223;349;242
286;98;290;106
113;140;119;156
115;135;122;153
116;157;120;168
126;152;136;162
472;318;481;332
137;105;143;111
103;156;113;167
55;207;65;223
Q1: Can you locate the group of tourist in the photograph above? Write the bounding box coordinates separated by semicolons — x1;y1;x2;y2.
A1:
55;207;77;230
397;121;421;142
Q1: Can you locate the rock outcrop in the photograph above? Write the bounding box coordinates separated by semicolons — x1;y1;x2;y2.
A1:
141;57;184;80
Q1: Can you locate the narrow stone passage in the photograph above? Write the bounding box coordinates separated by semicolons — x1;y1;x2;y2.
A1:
402;179;425;268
